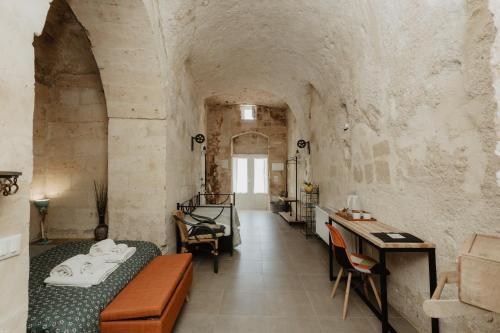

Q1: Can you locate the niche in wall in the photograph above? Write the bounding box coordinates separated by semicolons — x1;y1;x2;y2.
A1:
30;0;108;241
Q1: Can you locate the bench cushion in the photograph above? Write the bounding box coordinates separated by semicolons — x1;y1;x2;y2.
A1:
100;254;192;322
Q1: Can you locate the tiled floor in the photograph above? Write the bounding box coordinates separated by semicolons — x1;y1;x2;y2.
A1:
173;210;419;333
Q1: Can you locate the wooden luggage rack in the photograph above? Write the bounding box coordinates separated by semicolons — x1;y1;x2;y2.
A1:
424;234;500;319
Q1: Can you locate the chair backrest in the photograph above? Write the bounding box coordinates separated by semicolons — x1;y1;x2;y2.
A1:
326;223;354;270
172;210;189;243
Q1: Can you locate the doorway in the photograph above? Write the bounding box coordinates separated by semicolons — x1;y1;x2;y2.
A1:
232;155;269;210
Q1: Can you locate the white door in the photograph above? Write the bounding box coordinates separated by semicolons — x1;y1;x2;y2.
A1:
232;155;269;210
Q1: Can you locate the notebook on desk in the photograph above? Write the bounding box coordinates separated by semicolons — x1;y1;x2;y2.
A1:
371;232;424;243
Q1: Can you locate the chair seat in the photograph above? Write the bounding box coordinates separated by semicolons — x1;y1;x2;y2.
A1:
351;253;384;274
189;232;225;240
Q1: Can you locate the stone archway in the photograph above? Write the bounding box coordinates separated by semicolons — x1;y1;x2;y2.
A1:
231;131;270;155
0;1;169;330
31;0;109;241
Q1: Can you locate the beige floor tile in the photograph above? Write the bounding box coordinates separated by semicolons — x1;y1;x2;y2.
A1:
261;274;304;291
177;211;418;333
291;258;330;275
299;274;334;292
173;312;216;333
262;259;297;274
213;315;268;333
219;291;268;315
264;316;323;333
264;291;317;318
223;272;265;292
306;289;368;318
191;271;232;291
183;289;224;314
319;316;379;333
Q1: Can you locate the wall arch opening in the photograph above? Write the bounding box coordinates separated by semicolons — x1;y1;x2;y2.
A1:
30;0;108;241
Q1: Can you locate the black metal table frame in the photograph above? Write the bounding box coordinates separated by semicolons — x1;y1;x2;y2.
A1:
328;218;439;333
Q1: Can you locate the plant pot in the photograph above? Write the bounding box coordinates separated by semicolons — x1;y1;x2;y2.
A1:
304;185;314;194
94;215;108;241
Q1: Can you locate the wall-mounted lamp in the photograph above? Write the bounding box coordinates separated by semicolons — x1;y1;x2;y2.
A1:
191;134;205;151
0;171;22;196
297;139;310;154
33;199;50;244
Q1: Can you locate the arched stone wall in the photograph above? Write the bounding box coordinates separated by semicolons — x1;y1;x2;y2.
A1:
1;1;204;330
62;0;170;245
31;0;109;241
231;131;270;155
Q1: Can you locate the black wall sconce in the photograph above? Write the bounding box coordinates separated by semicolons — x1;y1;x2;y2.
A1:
0;171;22;196
191;134;205;151
297;139;310;154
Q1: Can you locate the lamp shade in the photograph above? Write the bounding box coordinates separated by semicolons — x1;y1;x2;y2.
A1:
34;199;50;209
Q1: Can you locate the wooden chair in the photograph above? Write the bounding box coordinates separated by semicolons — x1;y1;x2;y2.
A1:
172;210;225;273
326;223;387;319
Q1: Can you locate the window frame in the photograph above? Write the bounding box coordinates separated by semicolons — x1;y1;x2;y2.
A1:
240;104;257;121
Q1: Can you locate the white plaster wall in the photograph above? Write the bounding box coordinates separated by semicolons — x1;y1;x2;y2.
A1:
0;1;51;331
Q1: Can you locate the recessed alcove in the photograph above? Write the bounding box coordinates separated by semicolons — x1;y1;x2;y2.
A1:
30;0;108;241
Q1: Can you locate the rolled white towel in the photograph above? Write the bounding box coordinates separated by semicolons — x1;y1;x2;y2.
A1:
50;254;92;278
45;262;119;288
89;239;116;257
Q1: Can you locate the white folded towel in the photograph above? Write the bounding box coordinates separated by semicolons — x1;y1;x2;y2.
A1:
45;262;119;288
112;243;129;254
50;254;93;277
102;246;136;263
89;239;116;257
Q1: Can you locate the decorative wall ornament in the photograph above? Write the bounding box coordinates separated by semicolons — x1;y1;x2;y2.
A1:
191;133;205;151
297;139;310;154
0;171;22;196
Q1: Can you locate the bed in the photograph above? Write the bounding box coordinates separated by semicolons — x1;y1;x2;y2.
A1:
27;240;161;333
177;193;241;254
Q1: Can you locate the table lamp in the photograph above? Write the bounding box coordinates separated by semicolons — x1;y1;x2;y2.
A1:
34;199;50;244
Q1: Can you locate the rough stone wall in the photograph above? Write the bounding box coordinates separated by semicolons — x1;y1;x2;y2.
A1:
306;1;500;332
206;104;288;197
0;1;51;331
62;0;205;251
1;1;204;330
233;133;269;155
31;0;108;241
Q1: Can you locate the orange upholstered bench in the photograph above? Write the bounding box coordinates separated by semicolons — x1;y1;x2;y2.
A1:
100;253;193;333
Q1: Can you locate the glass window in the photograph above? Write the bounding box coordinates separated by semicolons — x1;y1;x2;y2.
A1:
232;157;248;193
253;158;268;194
240;105;256;120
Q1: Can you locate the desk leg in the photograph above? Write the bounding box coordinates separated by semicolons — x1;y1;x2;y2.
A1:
329;233;334;281
428;249;439;333
379;249;389;333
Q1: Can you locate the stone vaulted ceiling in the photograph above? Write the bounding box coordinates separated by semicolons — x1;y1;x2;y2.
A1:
159;0;362;116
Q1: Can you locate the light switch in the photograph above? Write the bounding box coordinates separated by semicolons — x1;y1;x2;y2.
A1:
0;234;22;261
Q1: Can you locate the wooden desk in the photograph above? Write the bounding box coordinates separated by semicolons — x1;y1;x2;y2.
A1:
328;213;438;333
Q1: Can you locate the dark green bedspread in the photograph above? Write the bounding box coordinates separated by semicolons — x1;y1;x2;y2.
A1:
27;240;161;333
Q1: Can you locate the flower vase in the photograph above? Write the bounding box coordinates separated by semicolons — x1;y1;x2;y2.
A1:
94;215;108;241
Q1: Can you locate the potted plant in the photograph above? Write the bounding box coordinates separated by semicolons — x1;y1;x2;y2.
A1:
93;181;108;241
303;181;315;194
